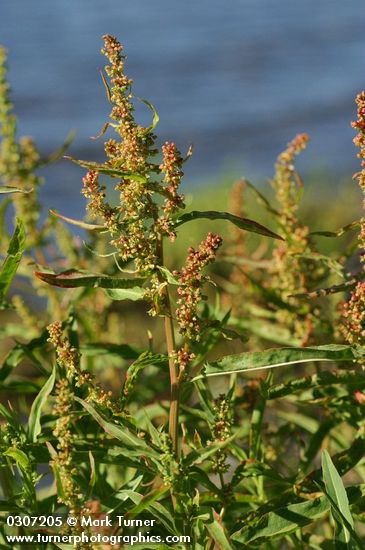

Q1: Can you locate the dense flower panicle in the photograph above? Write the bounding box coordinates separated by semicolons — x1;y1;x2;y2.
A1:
0;47;42;244
80;35;160;270
81;169;118;231
229;180;246;249
47;321;115;410
225;180;251;310
173;347;195;377
47;321;79;377
270;134;316;344
48;322;118;524
342;282;365;345
352;92;365;255
211;394;233;474
102;34;156;175
51;379;84;513
79;36;187;276
158;141;185;240
342;93;365;346
273;133;309;220
175;233;222;340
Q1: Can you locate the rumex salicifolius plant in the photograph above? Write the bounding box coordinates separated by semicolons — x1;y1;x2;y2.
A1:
2;34;365;550
35;35;279;457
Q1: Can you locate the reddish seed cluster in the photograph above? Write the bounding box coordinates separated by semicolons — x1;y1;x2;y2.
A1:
277;133;309;165
270;134;315;344
102;34;151;175
158;141;185;240
352;92;365;254
342;93;365;346
274;133;309;215
47;321;79;376
174;348;195;376
342;281;365;346
175;233;222;340
81;170;118;231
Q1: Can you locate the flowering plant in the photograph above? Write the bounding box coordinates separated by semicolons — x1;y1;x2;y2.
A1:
1;36;365;549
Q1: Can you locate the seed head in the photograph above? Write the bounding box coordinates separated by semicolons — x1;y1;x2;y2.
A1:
175;233;222;340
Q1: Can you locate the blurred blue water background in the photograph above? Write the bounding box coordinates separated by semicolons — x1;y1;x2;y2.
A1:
2;0;365;216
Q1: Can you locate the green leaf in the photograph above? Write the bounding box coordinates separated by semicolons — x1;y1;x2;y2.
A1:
64;156;147;182
244;178;281;217
4;448;30;471
39;130;76;166
126;486;170;517
74;397;158;459
49;209;104;231
231;496;330;544
232;460;285;484
0;330;49;381
157;265;179;285
0;218;26;301
100;69;112;102
90;122;110;140
174;210;283;240
206;512;234;549
193;344;364;380
80;342;140;359
292;251;345;278
266;369;365;400
321;450;357;549
104;286;146;301
139;98;159;132
28;365;56;442
230;316;302;346
34;269;146;298
311;219;360;238
290;272;365;300
183;427;246;467
0;186;33;195
122;352;168;402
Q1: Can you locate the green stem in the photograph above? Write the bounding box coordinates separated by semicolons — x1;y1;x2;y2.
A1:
156;235;180;456
165;305;180;455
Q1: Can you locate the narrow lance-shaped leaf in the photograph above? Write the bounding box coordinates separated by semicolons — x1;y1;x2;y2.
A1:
38;129;76;166
321;450;358;549
311;219;361;238
49;210;105;231
122;351;168;403
0;218;26;301
125;486;170;518
64;156;147;182
244;178;281;217
74;397;158;459
292;251;345;278
0;186;33;195
91;122;110;140
138;98;159;133
35;269;147;301
173;210;283;240
4;448;30;471
206;511;234;550
80;342;141;359
290;272;365;300
231;496;330;544
100;69;112;102
28;365;56;442
34;269;145;289
192;344;365;380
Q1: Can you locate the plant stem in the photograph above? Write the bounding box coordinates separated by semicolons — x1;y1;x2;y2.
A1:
165;299;180;455
156;236;180;456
